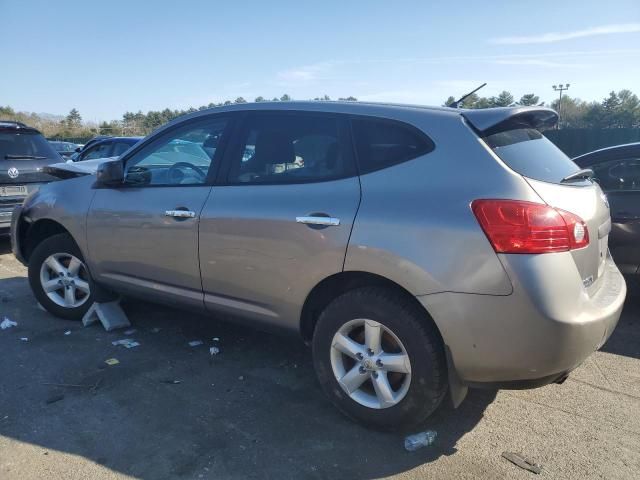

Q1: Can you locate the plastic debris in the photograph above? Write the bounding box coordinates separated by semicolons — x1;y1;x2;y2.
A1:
112;338;138;347
1;317;17;330
502;452;542;474
209;346;220;356
151;327;161;333
104;358;120;366
213;337;220;342
64;330;71;336
404;430;437;451
188;340;204;347
124;329;137;335
238;376;244;381
20;337;28;342
160;379;181;384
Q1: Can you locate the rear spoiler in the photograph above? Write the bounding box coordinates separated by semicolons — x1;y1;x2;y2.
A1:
462;107;558;137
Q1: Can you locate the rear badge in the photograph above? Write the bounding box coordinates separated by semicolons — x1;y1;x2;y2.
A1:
7;167;19;179
582;275;594;288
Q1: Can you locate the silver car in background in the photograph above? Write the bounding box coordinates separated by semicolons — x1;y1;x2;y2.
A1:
11;102;625;430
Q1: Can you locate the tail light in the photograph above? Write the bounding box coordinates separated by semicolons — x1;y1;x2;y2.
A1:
472;199;589;254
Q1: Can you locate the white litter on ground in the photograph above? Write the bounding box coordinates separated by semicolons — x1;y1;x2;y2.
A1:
212;337;220;342
151;327;161;333
1;317;17;330
124;341;140;349
64;330;71;336
124;329;137;335
20;337;28;342
112;338;139;348
188;340;203;347
209;346;220;355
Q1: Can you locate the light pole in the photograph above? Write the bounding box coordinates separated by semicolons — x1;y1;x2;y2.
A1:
552;83;570;129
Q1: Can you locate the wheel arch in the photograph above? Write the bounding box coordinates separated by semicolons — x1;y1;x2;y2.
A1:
300;270;444;346
20;218;73;263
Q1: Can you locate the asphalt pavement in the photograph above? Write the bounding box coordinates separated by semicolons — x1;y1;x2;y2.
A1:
0;238;638;479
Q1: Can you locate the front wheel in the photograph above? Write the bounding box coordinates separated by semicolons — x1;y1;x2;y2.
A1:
28;233;95;320
312;287;447;431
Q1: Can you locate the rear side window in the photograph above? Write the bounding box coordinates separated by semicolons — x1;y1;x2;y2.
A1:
592;158;640;191
351;118;434;174
484;128;585;185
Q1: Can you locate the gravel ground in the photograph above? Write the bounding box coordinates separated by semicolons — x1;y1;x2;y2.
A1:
0;238;638;479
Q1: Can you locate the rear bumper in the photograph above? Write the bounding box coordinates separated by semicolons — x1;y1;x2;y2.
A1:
419;252;625;386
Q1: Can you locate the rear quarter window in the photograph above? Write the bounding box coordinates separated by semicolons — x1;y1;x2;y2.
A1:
484;128;585;185
351;117;434;174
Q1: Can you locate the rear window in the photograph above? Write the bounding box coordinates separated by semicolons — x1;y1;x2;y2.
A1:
351;118;434;174
484;128;585;185
0;131;60;160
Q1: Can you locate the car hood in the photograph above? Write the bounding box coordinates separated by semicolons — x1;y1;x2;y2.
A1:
43;157;118;179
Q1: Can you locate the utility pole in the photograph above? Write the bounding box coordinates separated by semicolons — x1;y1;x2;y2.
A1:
552;84;570;129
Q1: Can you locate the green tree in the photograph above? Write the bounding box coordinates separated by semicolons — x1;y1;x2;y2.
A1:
489;91;514;107
66;108;82;129
254;96;265;102
338;96;358;101
234;97;247;104
518;94;540;106
280;94;291;101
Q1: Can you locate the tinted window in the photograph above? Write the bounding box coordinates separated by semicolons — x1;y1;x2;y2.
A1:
592;158;640;191
229;113;354;184
124;118;227;186
351;118;434;174
0;131;59;160
111;141;135;157
82;143;111;161
484;128;585;185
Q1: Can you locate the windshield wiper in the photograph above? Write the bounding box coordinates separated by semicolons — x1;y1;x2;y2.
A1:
561;168;593;183
4;154;48;160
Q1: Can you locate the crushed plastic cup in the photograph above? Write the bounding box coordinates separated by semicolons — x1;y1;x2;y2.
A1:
1;317;17;330
404;430;437;451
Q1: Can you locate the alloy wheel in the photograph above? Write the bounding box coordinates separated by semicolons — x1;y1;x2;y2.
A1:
39;253;91;308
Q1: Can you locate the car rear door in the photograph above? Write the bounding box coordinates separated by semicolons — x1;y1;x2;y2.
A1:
198;111;360;330
589;155;640;274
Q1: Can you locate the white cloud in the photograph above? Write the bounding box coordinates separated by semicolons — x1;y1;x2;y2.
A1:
490;23;640;45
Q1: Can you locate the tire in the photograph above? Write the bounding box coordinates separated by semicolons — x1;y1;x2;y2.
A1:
28;233;95;320
312;286;447;431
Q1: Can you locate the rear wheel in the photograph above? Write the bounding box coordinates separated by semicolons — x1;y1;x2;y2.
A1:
28;234;94;320
312;287;447;431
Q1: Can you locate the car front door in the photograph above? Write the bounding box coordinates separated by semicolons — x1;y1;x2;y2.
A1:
86;116;231;308
592;156;640;274
199;111;361;329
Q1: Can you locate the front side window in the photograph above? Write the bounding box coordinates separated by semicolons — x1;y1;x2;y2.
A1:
124;118;227;186
351;118;434;174
229;113;353;184
592;158;640;191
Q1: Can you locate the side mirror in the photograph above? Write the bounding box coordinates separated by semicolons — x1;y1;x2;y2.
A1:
75;147;82;153
95;160;124;187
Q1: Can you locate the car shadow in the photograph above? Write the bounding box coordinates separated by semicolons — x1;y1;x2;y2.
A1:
0;279;496;479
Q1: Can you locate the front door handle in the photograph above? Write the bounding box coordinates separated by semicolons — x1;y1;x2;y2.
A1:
165;209;196;219
296;216;340;226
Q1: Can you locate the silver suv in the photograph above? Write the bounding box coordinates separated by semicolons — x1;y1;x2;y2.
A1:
11;102;625;430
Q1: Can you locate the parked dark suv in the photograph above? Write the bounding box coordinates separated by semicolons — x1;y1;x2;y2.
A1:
0;121;61;233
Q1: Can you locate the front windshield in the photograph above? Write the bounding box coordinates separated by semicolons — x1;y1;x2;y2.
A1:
1;132;60;160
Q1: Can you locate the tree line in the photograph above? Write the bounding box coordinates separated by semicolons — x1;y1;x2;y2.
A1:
2;89;638;141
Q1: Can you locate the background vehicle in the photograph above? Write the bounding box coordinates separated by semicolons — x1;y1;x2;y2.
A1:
11;102;625;430
574;142;640;276
48;140;79;159
0;121;60;233
71;136;142;162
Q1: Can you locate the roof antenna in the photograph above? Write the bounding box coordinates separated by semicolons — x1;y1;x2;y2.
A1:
448;83;487;108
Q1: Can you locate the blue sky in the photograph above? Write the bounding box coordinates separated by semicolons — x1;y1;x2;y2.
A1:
1;0;639;122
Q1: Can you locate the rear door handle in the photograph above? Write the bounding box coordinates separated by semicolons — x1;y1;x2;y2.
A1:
296;216;340;227
165;209;196;219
